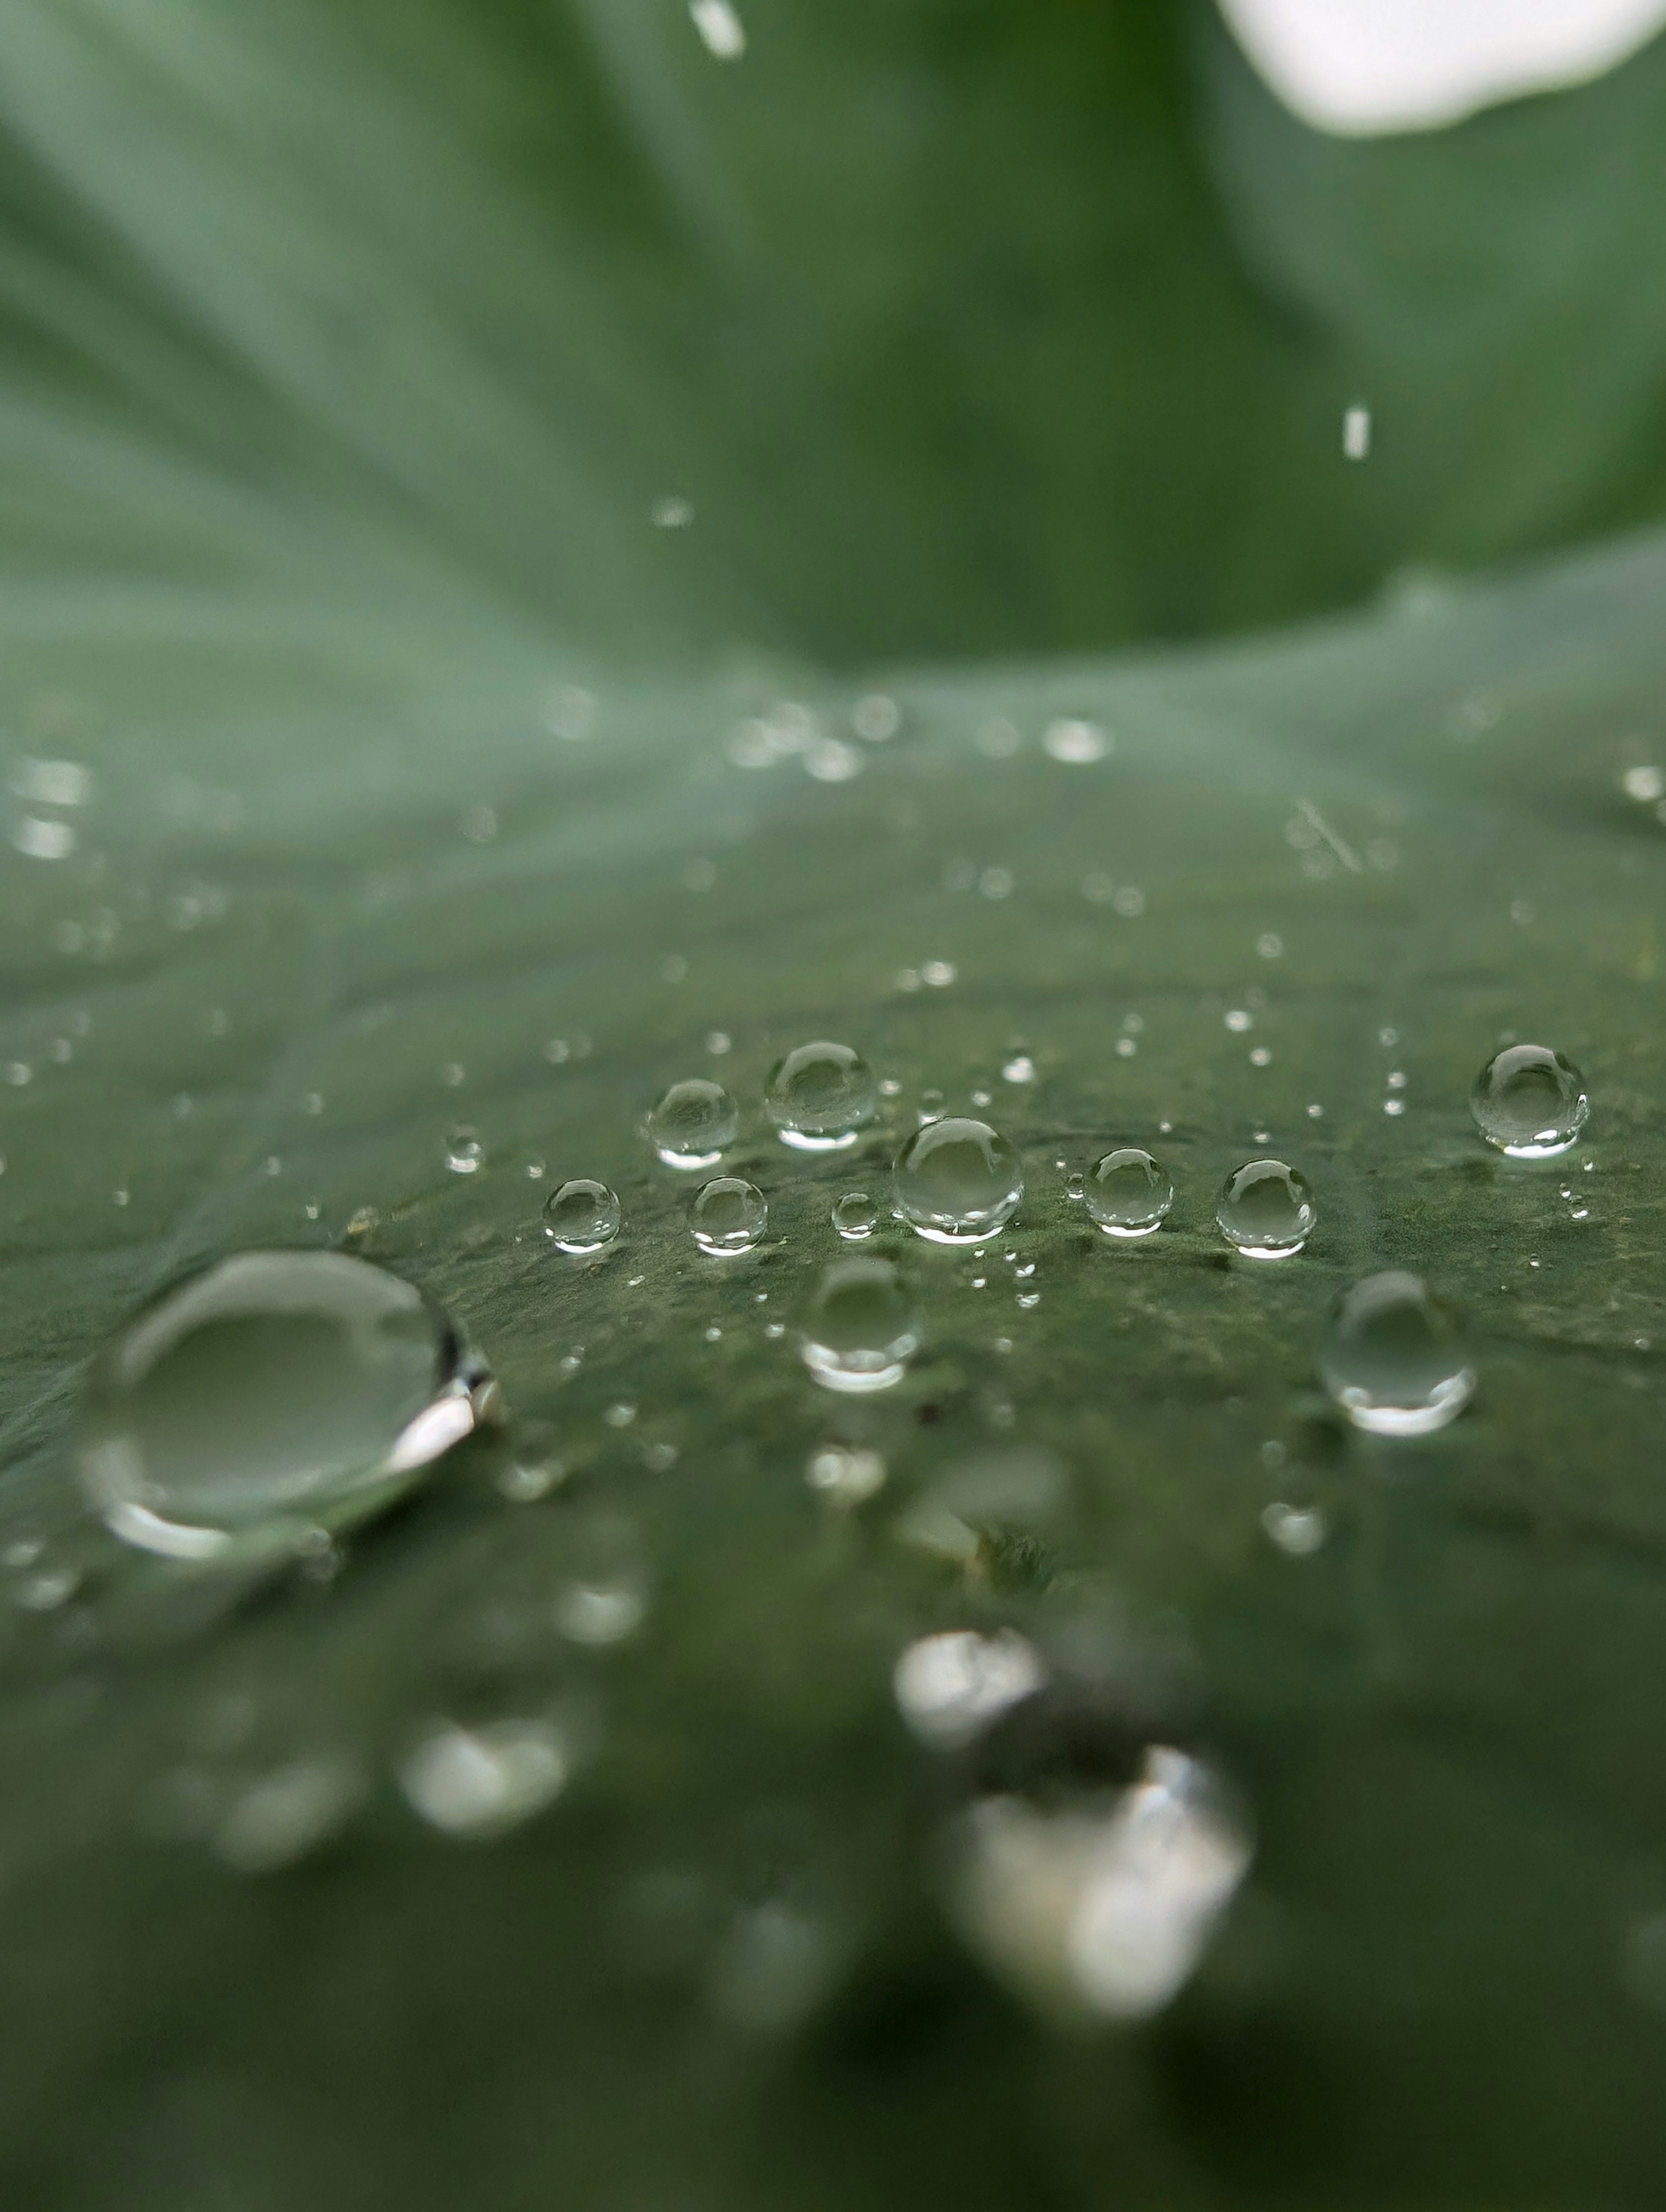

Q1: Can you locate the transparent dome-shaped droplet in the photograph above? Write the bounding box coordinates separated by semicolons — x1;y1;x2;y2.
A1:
543;1178;621;1254
1085;1149;1172;1240
76;1251;485;1559
1469;1044;1588;1158
647;1078;739;1168
691;1177;767;1255
1215;1160;1315;1259
445;1126;484;1175
832;1190;880;1240
893;1117;1023;1245
800;1258;922;1392
1317;1270;1475;1436
764;1041;876;1150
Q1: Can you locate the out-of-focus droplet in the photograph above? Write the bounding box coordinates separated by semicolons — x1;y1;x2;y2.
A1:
1317;1271;1474;1436
1085;1149;1173;1240
399;1719;568;1839
1262;1502;1326;1555
1469;1044;1589;1158
692;1177;768;1255
832;1190;880;1240
543;1178;621;1254
1001;1054;1036;1085
800;1259;922;1392
893;1629;1046;1750
765;1041;876;1150
445;1126;484;1175
213;1756;365;1874
1043;717;1110;764
1216;1161;1315;1259
893;1118;1023;1245
77;1251;486;1559
852;694;901;741
806;1443;886;1505
648;1078;739;1168
689;0;745;59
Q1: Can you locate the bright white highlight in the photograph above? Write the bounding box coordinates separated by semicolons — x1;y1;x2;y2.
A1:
1217;0;1666;135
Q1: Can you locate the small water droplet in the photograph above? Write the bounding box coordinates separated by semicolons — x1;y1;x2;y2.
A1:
703;1324;723;1342
1249;1047;1272;1068
765;1041;876;1149
705;1029;731;1055
1262;1502;1326;1556
1085;1149;1173;1240
1343;403;1371;460
800;1258;922;1393
543;1178;621;1254
979;866;1014;900
445;1126;484;1175
806;1443;886;1505
603;1402;637;1428
832;1190;880;1240
1064;1172;1086;1202
691;1178;767;1255
214;1756;364;1874
853;693;901;741
77;1251;484;1558
1043;717;1109;765
1470;1044;1589;1157
1317;1271;1474;1436
1016;1291;1040;1309
651;494;694;529
1216;1161;1315;1259
554;1579;645;1646
1256;933;1284;959
879;1077;902;1098
400;1721;568;1838
1002;1054;1036;1085
1383;1098;1404;1116
1623;765;1666;803
921;960;957;988
689;0;746;60
1224;1009;1252;1034
1112;886;1145;917
648;1079;739;1168
893;1118;1023;1245
894;1630;1046;1750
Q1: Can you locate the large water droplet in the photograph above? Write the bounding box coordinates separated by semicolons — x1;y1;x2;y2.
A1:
647;1079;739;1168
893;1117;1023;1245
831;1190;880;1240
1085;1149;1173;1240
77;1251;487;1559
1469;1044;1589;1157
1317;1270;1475;1436
542;1178;621;1254
692;1177;768;1255
800;1258;922;1392
1215;1160;1315;1258
764;1041;876;1150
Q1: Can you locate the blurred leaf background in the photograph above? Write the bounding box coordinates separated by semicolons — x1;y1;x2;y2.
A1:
3;3;1666;2207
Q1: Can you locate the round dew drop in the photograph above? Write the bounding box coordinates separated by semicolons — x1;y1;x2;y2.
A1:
832;1190;880;1240
1085;1149;1172;1240
543;1178;621;1254
893;1117;1023;1245
648;1078;739;1168
765;1041;876;1150
800;1258;922;1393
1216;1160;1315;1259
76;1250;485;1559
1469;1044;1588;1158
691;1177;767;1255
1318;1271;1474;1436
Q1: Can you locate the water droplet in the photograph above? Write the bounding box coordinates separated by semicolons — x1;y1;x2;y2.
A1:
705;1029;731;1055
921;959;957;988
1016;1291;1041;1310
1343;403;1371;460
948;1737;1250;2024
1623;765;1666;803
543;1178;621;1254
800;1258;922;1393
806;1443;887;1505
1256;933;1284;959
445;1126;484;1175
603;1402;637;1428
853;692;901;741
400;1720;568;1839
692;1178;767;1256
1317;1271;1475;1436
805;736;863;782
1001;1054;1036;1085
650;494;694;529
1085;1149;1173;1240
1064;1172;1086;1202
689;0;746;60
893;1118;1023;1245
1113;885;1146;917
1043;717;1109;764
77;1251;486;1558
1216;1161;1315;1259
648;1079;739;1168
1261;1502;1326;1556
1470;1044;1589;1157
214;1756;364;1874
764;1041;876;1150
894;1630;1046;1750
979;866;1014;900
1224;1009;1253;1033
1250;1047;1272;1068
832;1190;880;1240
554;1579;645;1645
